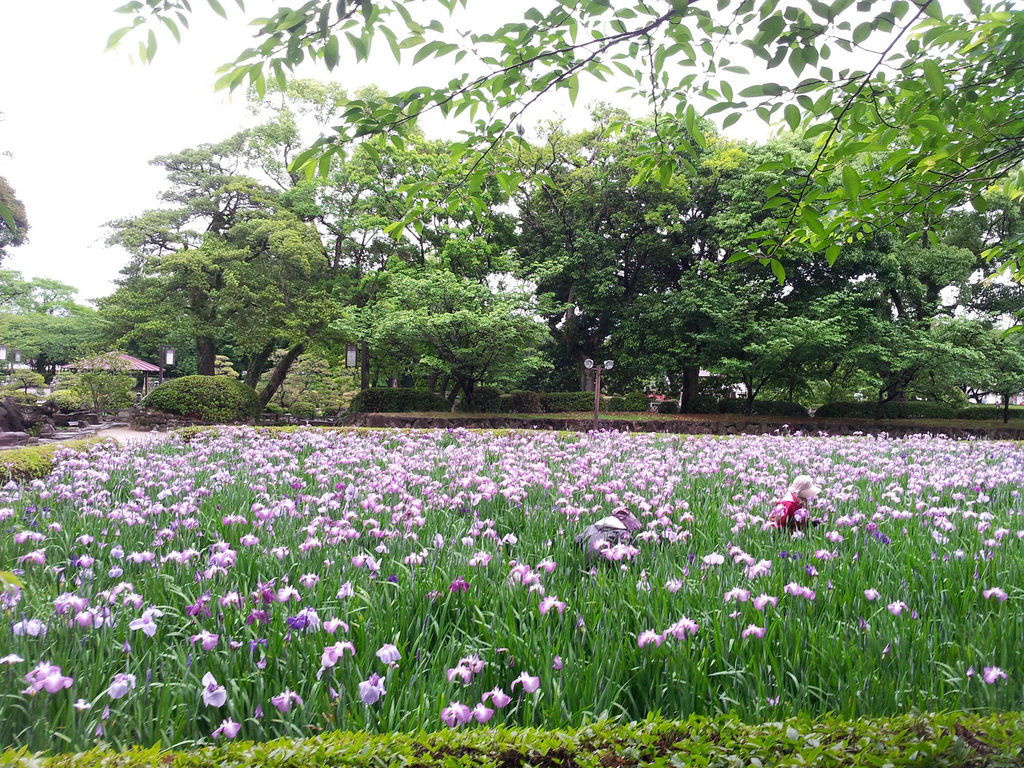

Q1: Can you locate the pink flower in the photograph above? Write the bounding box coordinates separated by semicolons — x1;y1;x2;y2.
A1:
323;618;349;635
637;630;664;648
191;630;219;651
23;662;73;696
483;687;511;708
887;601;907;616
702;553;725;567
201;672;227;708
983;666;1007;684
982;587;1008;602
753;594;778;611
512;672;540;693
376;643;401;666
358;673;386;705
724;588;750;603
212;718;242;739
663;616;699;640
320;641;355;669
271;689;302;713
536;558;557;573
552;655;563;671
108;673;137;699
665;578;683;593
741;624;766;639
539;596;566;615
864;589;881;601
0;654;24;666
441;701;472;727
472;703;494;723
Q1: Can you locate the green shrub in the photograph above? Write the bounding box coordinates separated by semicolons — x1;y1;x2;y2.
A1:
621;392;650;412
956;404;1024;420
3;713;1024;767
289;400;317;418
502;390;543;413
655;399;678;414
685;394;719;414
347;388;450;413
717;399;809;417
467;386;503;413
0;388;42;406
144;376;260;422
46;389;84;413
604;395;627;411
540;391;594;412
815;400;878;418
0;439;108;483
817;400;955;419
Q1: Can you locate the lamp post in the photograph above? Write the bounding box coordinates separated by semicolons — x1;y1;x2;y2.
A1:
584;358;614;430
0;345;6;381
158;346;176;385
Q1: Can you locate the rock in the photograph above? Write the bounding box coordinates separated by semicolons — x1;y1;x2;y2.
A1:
37;423;56;438
0;396;28;433
0;431;30;447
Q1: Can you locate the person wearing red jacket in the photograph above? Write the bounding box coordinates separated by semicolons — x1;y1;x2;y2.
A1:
769;475;821;530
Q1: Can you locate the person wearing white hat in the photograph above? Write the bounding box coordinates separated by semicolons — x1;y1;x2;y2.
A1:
769;475;821;530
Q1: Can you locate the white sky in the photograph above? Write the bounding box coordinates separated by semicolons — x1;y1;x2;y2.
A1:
0;1;786;304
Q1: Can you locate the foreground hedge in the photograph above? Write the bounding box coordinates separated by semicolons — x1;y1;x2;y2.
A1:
3;713;1023;768
144;376;260;422
0;438;107;483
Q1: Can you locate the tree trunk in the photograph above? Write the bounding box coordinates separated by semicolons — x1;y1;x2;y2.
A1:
245;343;276;390
680;365;699;413
258;343;305;409
426;370;440;393
1004;393;1011;424
438;375;450;398
360;341;369;390
447;381;462;410
196;338;216;376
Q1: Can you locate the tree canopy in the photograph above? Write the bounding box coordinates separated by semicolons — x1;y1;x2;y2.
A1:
110;0;1024;276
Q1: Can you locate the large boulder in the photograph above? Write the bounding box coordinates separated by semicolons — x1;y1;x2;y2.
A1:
0;396;27;433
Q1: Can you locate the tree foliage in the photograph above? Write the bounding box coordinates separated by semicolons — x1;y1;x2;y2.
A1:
110;0;1024;275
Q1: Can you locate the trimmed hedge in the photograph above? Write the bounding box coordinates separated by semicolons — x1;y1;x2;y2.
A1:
347;388;450;414
501;390;543;413
719;399;810;417
144;376;260;422
0;438;109;483
956;404;1024;420
621;392;650;412
654;399;678;414
469;386;503;413
817;400;956;420
685;394;719;414
4;713;1024;767
539;391;594;412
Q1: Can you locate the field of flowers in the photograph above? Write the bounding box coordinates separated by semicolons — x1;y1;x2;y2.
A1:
2;427;1024;752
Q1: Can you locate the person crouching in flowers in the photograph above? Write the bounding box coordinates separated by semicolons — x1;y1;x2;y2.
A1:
574;506;642;565
769;475;821;531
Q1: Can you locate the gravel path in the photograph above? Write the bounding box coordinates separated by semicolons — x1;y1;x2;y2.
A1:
94;427;169;446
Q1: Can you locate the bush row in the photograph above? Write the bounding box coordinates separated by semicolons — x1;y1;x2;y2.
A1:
3;713;1022;768
348;388;450;414
0;438;109;483
144;376;261;422
815;400;977;420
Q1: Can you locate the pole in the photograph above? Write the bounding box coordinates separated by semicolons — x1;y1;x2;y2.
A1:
593;365;601;431
159;347;164;385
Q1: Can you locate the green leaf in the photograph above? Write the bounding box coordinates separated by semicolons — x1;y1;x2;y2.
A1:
770;259;786;284
922;59;944;96
784;103;800;131
324;35;340;68
145;29;157;61
842;165;862;197
105;25;134;50
0;571;23;589
825;244;841;265
566;74;580;106
207;0;227;18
